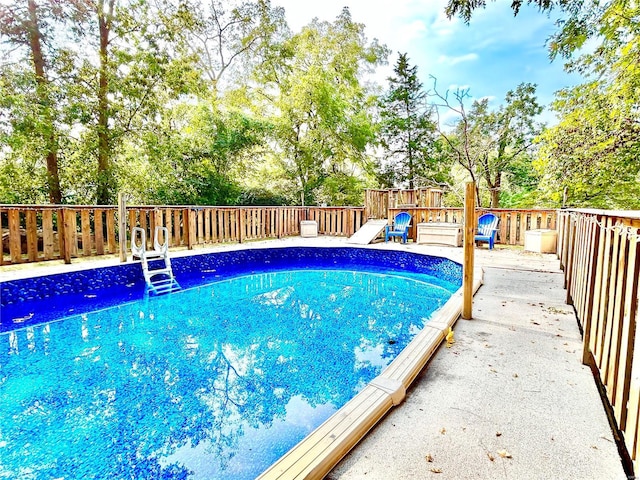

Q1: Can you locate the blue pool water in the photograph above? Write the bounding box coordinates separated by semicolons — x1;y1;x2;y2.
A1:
0;247;461;479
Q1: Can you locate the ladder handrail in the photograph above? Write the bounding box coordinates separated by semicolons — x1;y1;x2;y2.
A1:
131;226;180;295
131;227;146;259
153;226;169;254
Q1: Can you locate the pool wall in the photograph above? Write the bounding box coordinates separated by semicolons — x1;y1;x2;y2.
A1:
1;247;461;331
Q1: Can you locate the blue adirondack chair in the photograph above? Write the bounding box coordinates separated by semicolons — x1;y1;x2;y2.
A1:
385;212;412;243
475;213;499;249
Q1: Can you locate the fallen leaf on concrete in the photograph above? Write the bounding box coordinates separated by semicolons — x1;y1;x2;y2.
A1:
440;427;446;435
430;468;443;473
497;450;512;459
425;454;434;462
513;373;519;378
496;431;502;437
487;452;495;461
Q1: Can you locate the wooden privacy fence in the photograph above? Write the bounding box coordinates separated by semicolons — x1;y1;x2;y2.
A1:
0;205;364;266
388;207;557;246
364;188;443;220
558;209;640;472
0;203;557;266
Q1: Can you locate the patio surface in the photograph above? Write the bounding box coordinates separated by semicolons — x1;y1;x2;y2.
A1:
1;237;630;479
328;242;628;480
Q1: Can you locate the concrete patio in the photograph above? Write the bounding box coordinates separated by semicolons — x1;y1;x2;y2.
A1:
328;243;628;480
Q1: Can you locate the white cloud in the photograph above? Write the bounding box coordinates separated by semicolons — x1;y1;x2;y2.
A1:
437;53;478;66
427;6;461;35
398;19;427;44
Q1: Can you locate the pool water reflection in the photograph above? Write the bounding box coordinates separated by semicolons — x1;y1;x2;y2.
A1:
1;268;456;479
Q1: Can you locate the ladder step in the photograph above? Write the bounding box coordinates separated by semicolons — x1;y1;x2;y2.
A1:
148;267;172;276
149;280;181;296
144;250;166;259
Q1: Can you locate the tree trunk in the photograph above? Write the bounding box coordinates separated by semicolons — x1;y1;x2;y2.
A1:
489;173;501;208
490;188;500;208
96;0;115;205
27;0;62;204
405;95;414;189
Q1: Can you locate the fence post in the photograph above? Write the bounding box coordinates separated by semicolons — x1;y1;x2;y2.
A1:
462;182;475;320
565;215;577;304
58;208;71;264
188;208;196;249
238;208;244;244
118;192;127;262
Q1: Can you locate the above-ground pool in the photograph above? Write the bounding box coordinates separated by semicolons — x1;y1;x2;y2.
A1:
0;247;462;479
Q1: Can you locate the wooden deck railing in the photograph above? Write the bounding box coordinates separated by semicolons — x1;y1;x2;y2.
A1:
558;209;640;472
0;205;365;266
388;207;557;246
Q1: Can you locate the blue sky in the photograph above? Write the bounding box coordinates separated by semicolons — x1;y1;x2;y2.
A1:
270;0;583;125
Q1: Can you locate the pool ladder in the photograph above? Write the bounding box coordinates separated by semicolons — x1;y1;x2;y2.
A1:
131;226;181;295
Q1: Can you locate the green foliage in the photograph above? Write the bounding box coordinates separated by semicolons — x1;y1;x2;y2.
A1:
535;83;640;208
252;7;388;206
477;83;543;207
2;0;637;210
315;172;369;206
378;53;443;189
530;1;640;209
445;0;571;24
117;102;267;206
434;82;542;207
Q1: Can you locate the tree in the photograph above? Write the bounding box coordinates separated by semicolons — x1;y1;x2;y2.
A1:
430;81;484;205
174;0;288;96
253;7;388;205
1;0;208;205
476;83;542;207
432;81;541;207
445;1;640;209
67;0;205;204
535;82;640;208
94;0;116;205
0;0;62;203
378;53;440;189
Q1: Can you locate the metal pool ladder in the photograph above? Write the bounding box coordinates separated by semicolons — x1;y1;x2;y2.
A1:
131;226;181;295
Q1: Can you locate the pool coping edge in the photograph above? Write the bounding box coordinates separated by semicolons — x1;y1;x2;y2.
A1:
256;264;484;480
